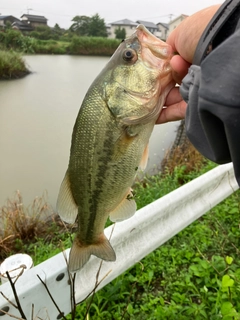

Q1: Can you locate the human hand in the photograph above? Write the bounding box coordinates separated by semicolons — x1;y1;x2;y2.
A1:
167;5;221;67
157;4;221;124
156;55;190;124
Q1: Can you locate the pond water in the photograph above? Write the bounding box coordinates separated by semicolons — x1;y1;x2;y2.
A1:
0;55;179;207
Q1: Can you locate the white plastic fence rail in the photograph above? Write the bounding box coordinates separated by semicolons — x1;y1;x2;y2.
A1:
0;163;239;319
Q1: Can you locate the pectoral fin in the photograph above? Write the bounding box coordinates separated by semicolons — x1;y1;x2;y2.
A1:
56;170;78;224
109;189;137;222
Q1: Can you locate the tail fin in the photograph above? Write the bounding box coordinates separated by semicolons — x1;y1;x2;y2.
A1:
68;234;116;272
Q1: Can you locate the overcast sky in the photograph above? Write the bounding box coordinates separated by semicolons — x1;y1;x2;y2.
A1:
1;0;224;29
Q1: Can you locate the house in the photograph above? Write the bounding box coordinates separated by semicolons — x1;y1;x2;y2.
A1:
108;19;138;39
136;20;159;37
168;14;188;36
106;24;111;37
156;22;169;41
12;21;33;32
0;14;48;32
20;14;48;28
0;15;20;29
108;14;188;40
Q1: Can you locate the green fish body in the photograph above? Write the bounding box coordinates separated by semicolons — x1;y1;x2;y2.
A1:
57;25;174;272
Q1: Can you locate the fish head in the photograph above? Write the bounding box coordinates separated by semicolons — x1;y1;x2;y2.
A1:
101;24;175;124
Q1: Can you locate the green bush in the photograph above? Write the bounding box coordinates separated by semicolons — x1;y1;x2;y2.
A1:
32;41;68;54
0;30;6;44
19;36;37;54
29;26;57;40
3;29;23;48
1;29;37;53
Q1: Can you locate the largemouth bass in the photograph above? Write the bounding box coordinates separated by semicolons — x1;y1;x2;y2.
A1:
57;25;174;272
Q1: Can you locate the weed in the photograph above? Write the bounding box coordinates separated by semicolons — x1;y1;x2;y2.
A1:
0;191;70;262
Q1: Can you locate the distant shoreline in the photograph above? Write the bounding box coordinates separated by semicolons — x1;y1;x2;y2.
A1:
0;69;31;80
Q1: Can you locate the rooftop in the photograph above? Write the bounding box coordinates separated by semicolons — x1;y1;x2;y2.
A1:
111;19;138;26
0;15;20;21
21;14;48;22
136;20;158;29
157;22;169;29
169;14;188;24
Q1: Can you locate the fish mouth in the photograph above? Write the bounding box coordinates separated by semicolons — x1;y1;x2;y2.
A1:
135;24;172;58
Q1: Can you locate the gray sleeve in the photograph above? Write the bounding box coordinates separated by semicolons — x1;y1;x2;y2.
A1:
180;29;240;186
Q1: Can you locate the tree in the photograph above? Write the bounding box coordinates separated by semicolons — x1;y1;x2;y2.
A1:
114;26;126;40
5;21;12;30
88;14;107;37
30;26;52;40
53;23;64;38
53;23;61;31
70;15;91;35
70;14;107;37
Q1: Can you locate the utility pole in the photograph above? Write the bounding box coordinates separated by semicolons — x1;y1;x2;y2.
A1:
168;14;173;21
26;7;33;14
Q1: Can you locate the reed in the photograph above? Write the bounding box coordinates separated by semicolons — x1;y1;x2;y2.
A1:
0;50;30;79
69;36;120;55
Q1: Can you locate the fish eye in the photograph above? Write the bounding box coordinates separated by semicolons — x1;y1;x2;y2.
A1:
122;48;137;63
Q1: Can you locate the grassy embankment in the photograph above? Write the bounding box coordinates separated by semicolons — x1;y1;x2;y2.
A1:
1;140;240;319
0;29;120;79
32;37;120;55
0;29;120;56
